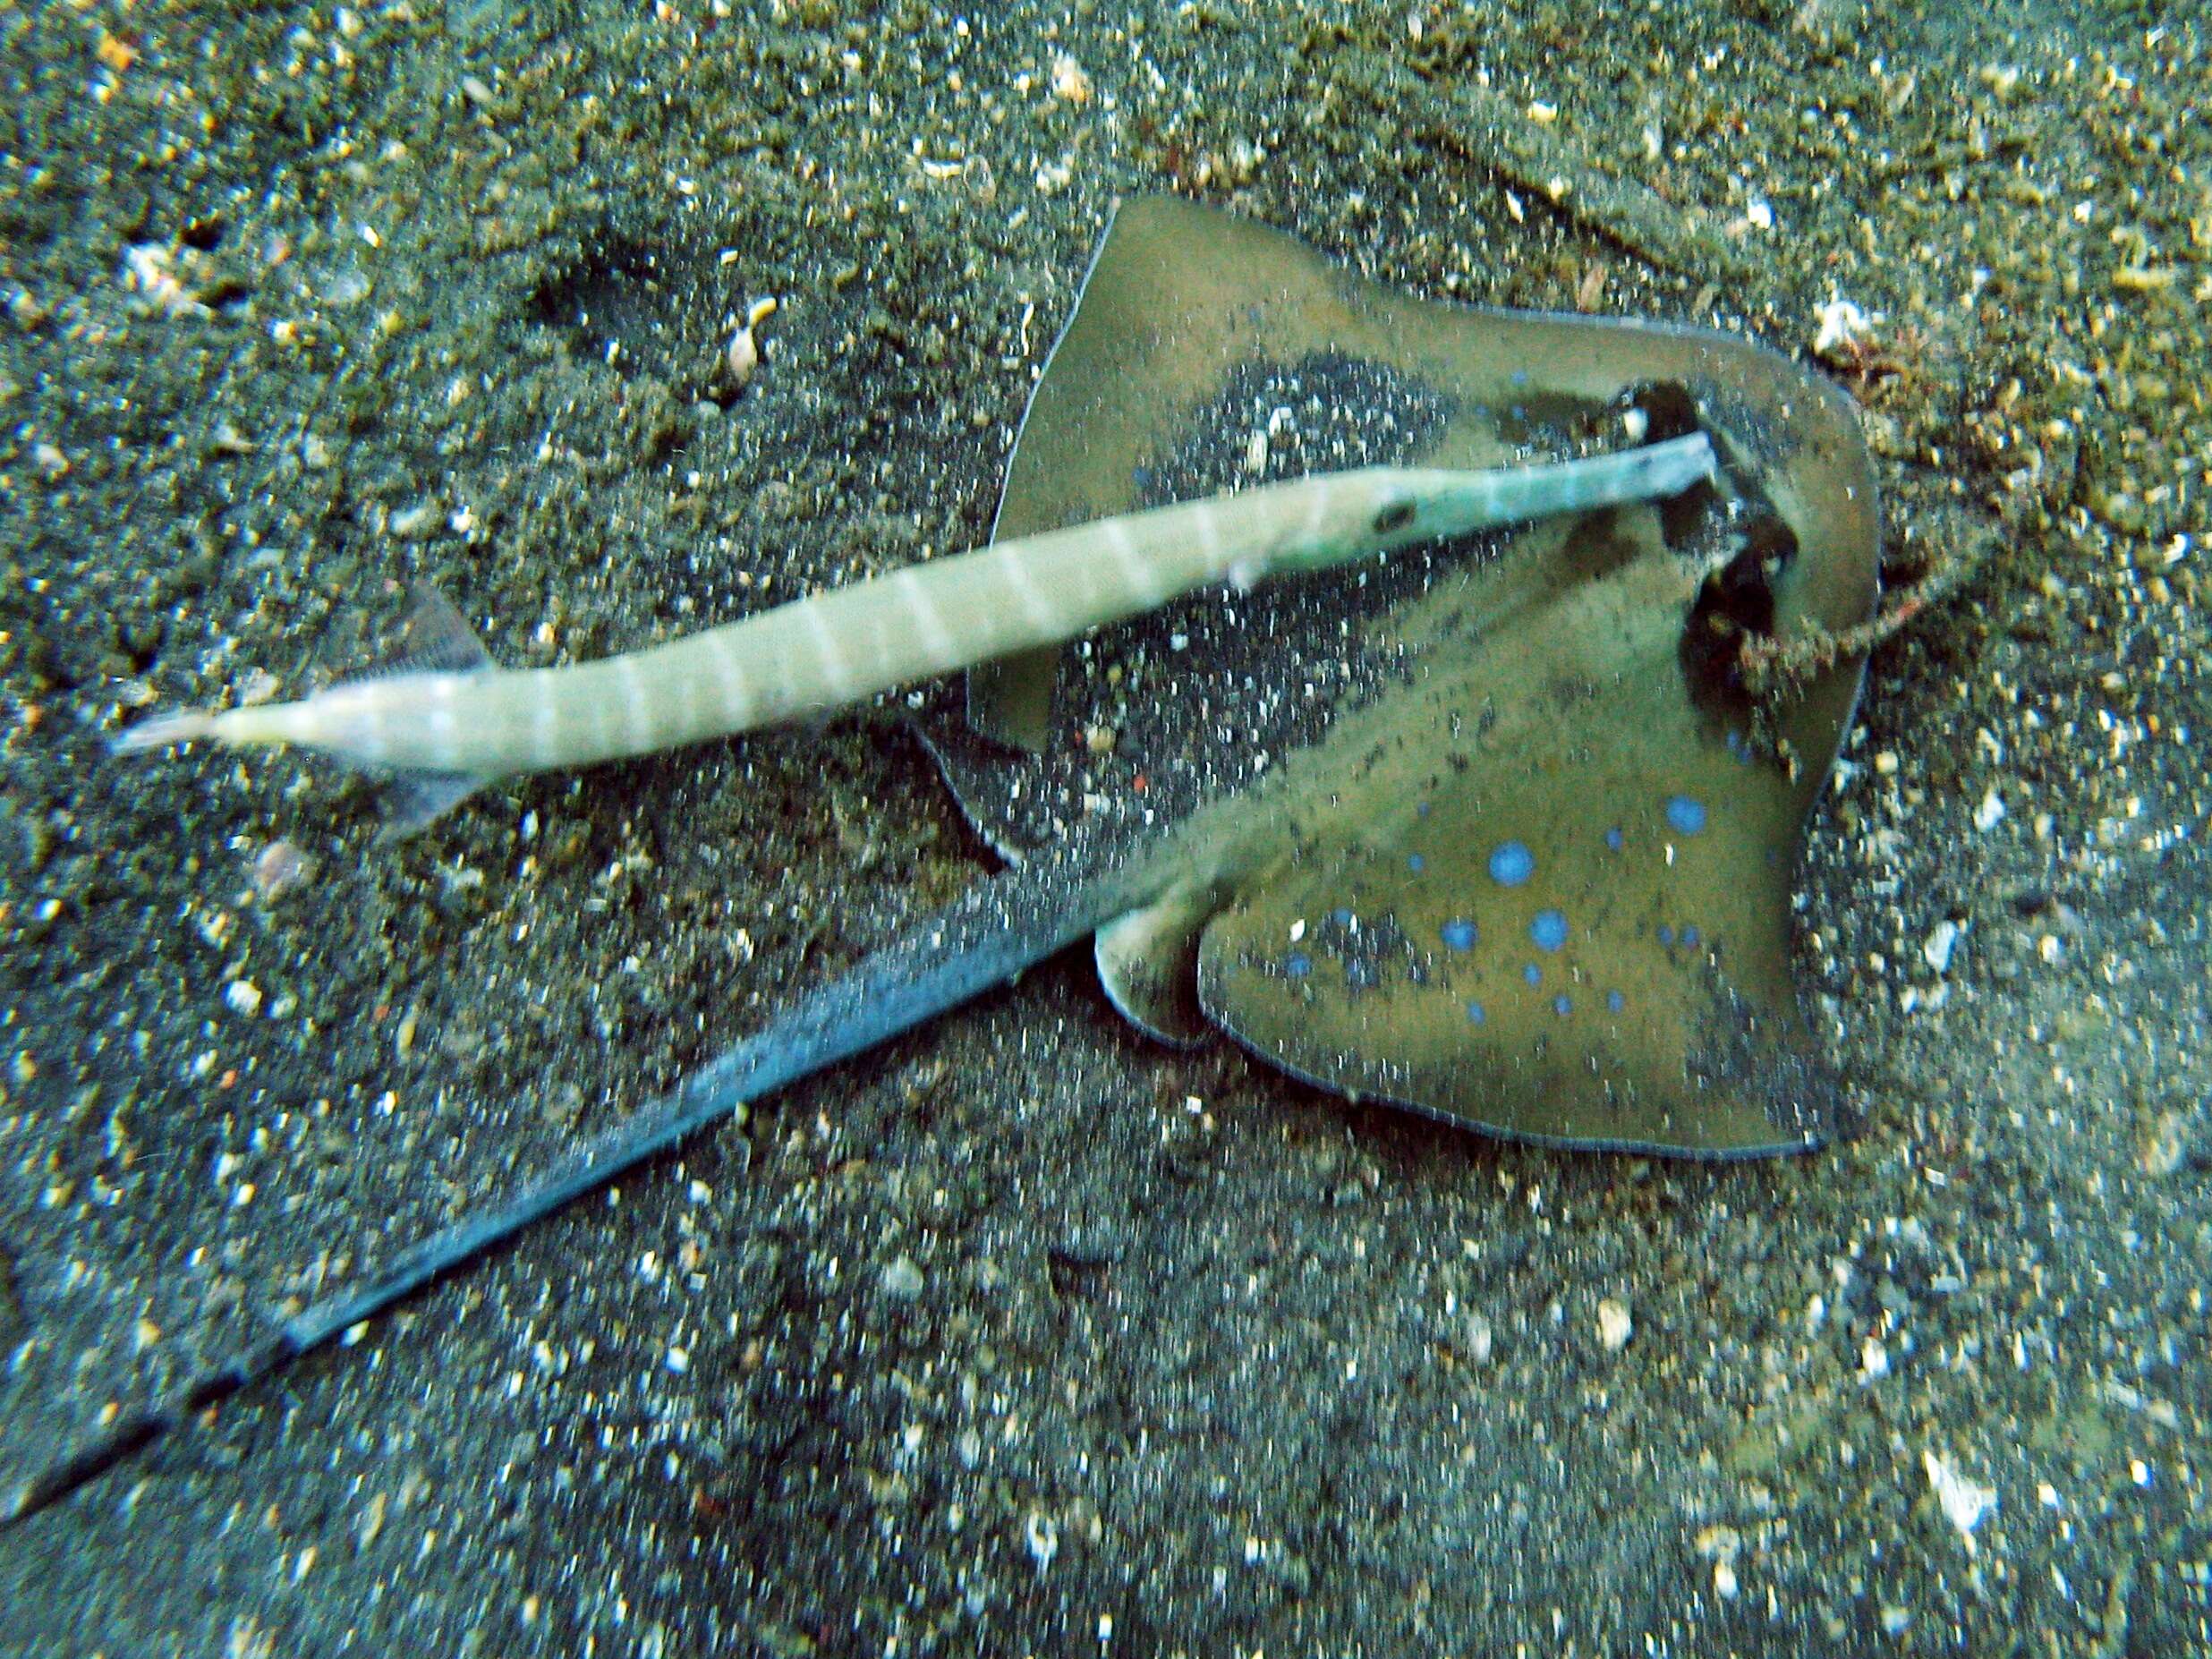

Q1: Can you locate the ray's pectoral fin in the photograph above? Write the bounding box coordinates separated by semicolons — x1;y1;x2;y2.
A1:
1178;507;1840;1159
966;648;1061;754
1094;877;1220;1045
1192;830;1833;1158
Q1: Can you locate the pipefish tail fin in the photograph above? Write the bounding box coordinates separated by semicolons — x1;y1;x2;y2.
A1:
107;710;219;754
111;583;500;835
1;844;1150;1527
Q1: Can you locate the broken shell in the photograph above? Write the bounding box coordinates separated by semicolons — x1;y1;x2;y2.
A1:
725;296;778;391
726;325;759;389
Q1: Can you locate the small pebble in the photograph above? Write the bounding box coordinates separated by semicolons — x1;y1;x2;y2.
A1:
389;500;441;538
1025;1510;1059;1574
1595;1297;1632;1351
879;1255;925;1300
251;839;316;902
1049;53;1092;104
1464;1312;1493;1365
1922;918;1961;974
2137;1110;2189;1178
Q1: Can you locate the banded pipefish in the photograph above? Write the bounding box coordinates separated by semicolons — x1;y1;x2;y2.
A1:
115;431;1714;829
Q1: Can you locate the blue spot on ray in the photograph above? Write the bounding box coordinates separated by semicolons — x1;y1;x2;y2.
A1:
1522;963;1542;987
1529;909;1570;952
1665;795;1709;836
1607;990;1626;1013
1441;919;1477;952
1464;1000;1486;1025
1408;853;1425;873
1286;952;1312;979
1604;827;1625;852
1488;841;1535;886
1681;925;1701;947
1656;924;1675;946
1553;994;1573;1017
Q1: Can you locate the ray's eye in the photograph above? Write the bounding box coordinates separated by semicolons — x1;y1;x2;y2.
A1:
1373;500;1416;534
1624;379;1702;442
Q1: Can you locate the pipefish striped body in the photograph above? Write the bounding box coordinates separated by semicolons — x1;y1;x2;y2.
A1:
115;432;1714;830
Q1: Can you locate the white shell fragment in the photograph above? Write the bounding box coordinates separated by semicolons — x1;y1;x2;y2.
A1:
1024;1510;1059;1575
1923;1448;1997;1552
1812;294;1873;356
726;327;758;388
726;295;778;391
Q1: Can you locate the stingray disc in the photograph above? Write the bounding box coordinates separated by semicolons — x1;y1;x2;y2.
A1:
927;196;1879;1157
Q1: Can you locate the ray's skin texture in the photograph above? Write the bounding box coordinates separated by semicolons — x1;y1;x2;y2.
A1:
12;198;1876;1524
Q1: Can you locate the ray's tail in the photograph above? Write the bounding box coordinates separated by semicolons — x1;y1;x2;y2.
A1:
3;846;1145;1526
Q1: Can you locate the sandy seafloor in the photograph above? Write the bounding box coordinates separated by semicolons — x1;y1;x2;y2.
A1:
1;0;2208;1653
